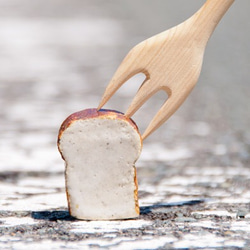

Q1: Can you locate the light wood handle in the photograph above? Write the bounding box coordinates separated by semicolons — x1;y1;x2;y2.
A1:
190;0;235;45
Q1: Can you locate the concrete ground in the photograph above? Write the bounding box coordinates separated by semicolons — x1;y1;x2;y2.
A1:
0;0;249;249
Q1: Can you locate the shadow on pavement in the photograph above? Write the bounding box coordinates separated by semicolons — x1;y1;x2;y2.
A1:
31;210;75;221
31;199;205;221
140;199;206;214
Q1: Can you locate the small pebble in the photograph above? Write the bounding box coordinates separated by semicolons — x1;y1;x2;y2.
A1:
236;209;248;219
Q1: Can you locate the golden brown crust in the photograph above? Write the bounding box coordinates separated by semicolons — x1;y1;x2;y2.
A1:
58;108;99;142
133;166;140;215
65;186;71;215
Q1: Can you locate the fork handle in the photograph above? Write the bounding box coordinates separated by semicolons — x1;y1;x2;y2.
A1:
190;0;235;45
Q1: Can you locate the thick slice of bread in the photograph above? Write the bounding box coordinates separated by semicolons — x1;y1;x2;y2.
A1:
58;108;142;220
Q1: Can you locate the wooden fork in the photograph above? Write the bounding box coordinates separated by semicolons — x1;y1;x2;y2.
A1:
98;0;235;140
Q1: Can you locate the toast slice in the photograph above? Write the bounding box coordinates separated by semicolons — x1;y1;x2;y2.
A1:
58;108;142;220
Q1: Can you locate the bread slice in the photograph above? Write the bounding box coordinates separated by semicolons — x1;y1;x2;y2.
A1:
58;108;142;220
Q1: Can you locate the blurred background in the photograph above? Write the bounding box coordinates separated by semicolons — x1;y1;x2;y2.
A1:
0;0;249;172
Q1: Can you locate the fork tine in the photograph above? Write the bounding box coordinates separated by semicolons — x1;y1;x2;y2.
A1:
98;69;139;110
125;78;160;118
142;93;187;140
97;45;144;110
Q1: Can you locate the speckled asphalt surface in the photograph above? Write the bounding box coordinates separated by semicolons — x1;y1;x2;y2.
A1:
0;0;249;249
